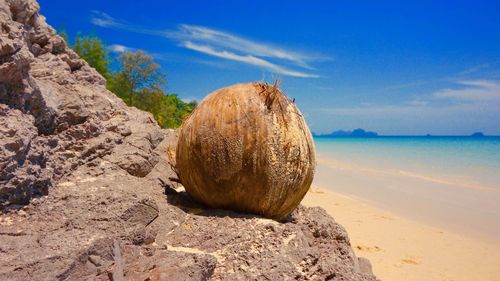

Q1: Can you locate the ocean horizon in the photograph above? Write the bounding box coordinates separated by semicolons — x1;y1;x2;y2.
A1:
314;134;500;138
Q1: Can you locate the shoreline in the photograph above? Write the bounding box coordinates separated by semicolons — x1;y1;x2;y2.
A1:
302;186;500;281
313;153;500;243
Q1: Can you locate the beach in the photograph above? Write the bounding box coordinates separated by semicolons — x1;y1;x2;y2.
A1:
303;187;500;281
306;136;500;281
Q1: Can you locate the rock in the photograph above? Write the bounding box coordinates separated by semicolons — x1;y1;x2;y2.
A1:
357;257;374;275
0;0;164;209
0;104;50;206
0;0;378;280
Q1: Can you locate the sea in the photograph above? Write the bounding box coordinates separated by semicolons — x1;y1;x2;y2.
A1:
312;136;500;242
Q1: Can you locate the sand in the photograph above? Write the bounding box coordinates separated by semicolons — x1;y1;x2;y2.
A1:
302;186;500;281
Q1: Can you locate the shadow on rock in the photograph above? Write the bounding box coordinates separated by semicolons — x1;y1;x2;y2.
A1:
160;178;265;221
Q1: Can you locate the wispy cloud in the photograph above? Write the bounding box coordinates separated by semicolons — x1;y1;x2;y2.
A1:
459;63;491;76
407;99;429;106
91;11;124;28
383;80;431;91
90;12;323;78
91;11;159;35
324;80;500;112
164;24;326;69
182;42;318;78
107;44;134;53
107;44;171;62
317;80;500;132
433;80;500;102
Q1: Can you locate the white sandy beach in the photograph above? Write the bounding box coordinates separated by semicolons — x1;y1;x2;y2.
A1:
303;187;500;281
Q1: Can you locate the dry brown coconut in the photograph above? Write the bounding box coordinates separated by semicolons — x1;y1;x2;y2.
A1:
176;82;316;220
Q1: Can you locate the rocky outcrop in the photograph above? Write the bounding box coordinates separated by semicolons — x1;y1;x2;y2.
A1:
0;0;377;280
0;0;162;208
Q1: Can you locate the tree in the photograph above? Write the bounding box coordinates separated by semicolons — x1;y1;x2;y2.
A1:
73;34;110;79
107;51;194;127
58;31;196;128
116;51;165;105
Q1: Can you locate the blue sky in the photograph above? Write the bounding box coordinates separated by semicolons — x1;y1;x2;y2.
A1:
39;0;500;135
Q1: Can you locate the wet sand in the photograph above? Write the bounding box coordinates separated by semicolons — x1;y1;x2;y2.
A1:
303;187;500;281
314;156;500;243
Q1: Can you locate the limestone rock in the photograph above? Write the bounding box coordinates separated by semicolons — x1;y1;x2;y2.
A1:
0;0;163;208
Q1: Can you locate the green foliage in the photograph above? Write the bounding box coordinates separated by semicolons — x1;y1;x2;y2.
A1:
62;31;195;128
108;51;195;128
57;29;69;44
134;87;196;128
73;34;111;79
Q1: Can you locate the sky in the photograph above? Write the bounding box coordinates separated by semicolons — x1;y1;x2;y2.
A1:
38;0;500;135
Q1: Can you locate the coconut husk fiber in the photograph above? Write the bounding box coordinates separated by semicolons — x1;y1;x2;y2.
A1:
176;82;316;220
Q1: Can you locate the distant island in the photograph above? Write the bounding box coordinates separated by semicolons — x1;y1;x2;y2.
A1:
313;128;379;138
470;132;485;137
313;129;494;138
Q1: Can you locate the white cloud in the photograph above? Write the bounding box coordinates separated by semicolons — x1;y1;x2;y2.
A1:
165;24;326;69
107;44;171;62
321;80;500;116
320;103;481;116
459;63;492;76
383;80;430;91
90;12;323;78
183;42;318;78
91;11;158;35
433;80;500;102
107;44;133;53
407;99;429;106
316;80;500;134
91;11;123;28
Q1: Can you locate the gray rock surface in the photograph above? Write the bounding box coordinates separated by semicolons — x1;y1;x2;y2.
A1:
0;0;378;280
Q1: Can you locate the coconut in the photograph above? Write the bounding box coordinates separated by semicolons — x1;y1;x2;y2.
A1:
175;82;316;220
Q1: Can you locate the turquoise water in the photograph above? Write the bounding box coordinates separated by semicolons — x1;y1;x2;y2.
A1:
314;136;500;190
313;136;500;241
